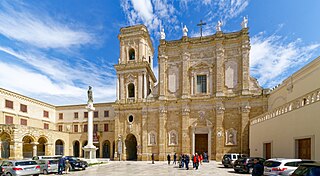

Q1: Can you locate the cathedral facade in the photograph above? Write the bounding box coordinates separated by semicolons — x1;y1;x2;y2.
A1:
0;24;268;161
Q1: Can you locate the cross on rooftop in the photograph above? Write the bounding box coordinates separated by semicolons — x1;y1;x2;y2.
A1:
197;20;207;37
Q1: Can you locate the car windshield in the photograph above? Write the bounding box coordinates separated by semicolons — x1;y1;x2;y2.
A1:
223;155;231;159
49;160;58;164
16;161;37;166
264;161;281;167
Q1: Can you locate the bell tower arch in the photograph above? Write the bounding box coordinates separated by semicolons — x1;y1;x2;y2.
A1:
115;25;157;103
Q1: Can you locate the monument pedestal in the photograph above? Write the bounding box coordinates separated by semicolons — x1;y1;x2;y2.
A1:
82;145;98;163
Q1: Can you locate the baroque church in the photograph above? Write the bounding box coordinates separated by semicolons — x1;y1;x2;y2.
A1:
0;22;268;161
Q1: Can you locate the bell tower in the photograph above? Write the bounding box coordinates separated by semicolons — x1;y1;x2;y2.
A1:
115;25;156;103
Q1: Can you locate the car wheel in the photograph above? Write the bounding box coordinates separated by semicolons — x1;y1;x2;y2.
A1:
43;169;49;175
234;169;239;173
6;173;12;176
82;167;86;170
33;174;39;176
224;165;228;168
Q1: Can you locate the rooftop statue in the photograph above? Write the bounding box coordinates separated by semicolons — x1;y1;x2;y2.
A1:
216;20;222;32
183;25;188;37
241;16;248;28
160;28;166;40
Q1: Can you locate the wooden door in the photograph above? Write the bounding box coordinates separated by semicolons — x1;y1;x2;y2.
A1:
195;134;208;155
264;143;271;159
298;138;311;159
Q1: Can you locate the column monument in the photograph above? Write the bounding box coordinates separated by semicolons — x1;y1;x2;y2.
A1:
82;86;98;162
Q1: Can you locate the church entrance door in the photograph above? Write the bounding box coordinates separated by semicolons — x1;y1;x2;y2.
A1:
195;134;208;155
125;134;137;161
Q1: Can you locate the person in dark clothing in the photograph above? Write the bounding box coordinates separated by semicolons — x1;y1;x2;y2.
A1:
167;154;171;165
185;154;190;170
252;159;264;176
151;153;155;164
58;157;65;175
173;153;177;165
181;154;185;168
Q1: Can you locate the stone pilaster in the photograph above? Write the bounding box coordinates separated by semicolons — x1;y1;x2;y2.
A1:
216;41;225;97
158;106;167;160
141;109;148;160
181;106;190;154
182;52;190;99
241;105;251;154
138;73;143;100
215;104;225;161
159;55;168;100
241;29;250;95
113;111;120;160
31;142;39;157
9;140;23;160
120;75;125;102
45;143;54;156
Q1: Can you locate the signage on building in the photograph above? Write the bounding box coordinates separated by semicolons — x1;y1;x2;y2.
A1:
93;132;99;143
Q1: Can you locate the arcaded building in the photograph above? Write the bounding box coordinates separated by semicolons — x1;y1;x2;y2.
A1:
0;24;268;161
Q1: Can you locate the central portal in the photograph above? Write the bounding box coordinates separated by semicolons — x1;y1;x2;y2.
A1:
195;134;208;155
125;134;137;161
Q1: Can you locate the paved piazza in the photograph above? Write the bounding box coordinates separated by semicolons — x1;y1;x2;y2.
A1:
66;161;249;176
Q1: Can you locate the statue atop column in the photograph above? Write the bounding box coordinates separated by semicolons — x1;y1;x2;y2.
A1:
216;20;223;32
241;16;248;28
183;25;188;37
160;28;166;40
87;86;93;104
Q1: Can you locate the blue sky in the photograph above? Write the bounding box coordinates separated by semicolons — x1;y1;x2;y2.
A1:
0;0;319;105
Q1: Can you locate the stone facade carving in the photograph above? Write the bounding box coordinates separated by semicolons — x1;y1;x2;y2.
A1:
148;131;157;145
168;130;178;145
225;61;238;89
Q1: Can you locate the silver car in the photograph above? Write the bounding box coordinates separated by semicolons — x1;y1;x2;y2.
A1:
1;160;40;176
36;159;58;175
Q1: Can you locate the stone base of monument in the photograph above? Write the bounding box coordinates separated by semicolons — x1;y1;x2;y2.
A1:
82;145;98;164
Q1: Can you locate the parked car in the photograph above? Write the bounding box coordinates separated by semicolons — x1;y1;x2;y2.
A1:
222;153;247;168
1;160;40;176
233;157;265;173
264;158;315;176
291;162;320;176
63;156;88;170
36;159;58;175
32;155;62;160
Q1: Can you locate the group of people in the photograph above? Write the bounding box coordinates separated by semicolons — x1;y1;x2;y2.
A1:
58;156;71;175
163;152;205;170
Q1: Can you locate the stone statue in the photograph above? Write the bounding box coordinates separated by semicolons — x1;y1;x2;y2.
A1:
150;133;156;145
87;86;93;104
160;28;166;40
216;20;222;32
241;16;248;28
183;25;188;37
226;129;237;145
170;132;177;145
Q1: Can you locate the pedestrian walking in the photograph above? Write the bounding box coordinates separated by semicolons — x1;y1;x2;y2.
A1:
64;160;71;174
193;153;199;170
185;154;190;170
58;156;65;175
173;153;177;165
167;154;171;165
192;154;195;168
199;154;203;165
181;154;185;168
151;153;155;164
252;158;264;176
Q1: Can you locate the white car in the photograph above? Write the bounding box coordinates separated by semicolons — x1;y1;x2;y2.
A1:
264;158;315;176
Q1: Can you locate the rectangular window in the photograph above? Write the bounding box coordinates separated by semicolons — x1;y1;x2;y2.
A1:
197;75;207;93
84;112;88;118
74;112;78;119
58;125;62;131
94;111;99;118
20;104;27;113
5;115;13;124
43;110;49;118
93;124;98;132
84;124;88;132
104;110;109;117
104;124;109;132
59;113;63;120
20;119;27;126
5;100;13;109
44;123;49;129
74;125;78;132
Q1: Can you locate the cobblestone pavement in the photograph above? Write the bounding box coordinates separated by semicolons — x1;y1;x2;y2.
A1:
62;161;251;176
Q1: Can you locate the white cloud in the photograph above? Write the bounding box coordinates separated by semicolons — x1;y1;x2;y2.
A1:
0;1;94;49
250;32;320;88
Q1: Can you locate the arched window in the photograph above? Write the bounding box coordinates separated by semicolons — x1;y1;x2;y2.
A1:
129;49;135;60
128;83;135;98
